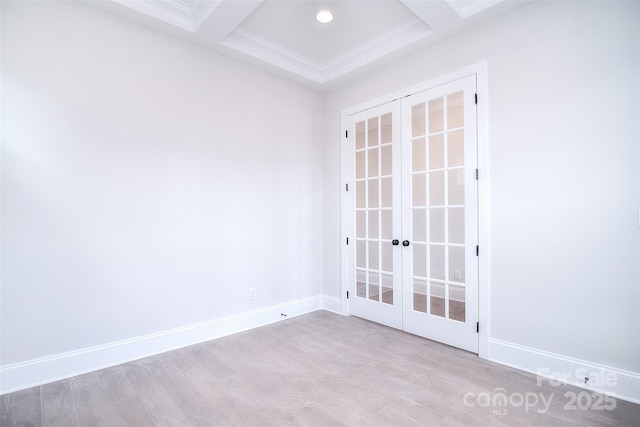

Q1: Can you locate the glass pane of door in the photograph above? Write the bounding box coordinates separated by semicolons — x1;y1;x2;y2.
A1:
348;102;402;330
354;113;391;305
407;93;468;321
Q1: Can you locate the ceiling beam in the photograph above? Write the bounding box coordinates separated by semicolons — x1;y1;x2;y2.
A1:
400;0;461;32
195;0;263;43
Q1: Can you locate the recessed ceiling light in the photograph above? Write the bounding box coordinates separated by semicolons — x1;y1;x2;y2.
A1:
316;10;333;24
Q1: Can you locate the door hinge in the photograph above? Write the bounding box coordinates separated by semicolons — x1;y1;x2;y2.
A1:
345;130;348;139
476;245;479;256
477;322;479;333
346;237;349;245
346;183;349;191
475;93;478;104
475;168;479;180
347;291;350;299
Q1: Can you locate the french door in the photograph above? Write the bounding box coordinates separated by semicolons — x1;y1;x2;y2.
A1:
346;75;479;353
346;102;403;329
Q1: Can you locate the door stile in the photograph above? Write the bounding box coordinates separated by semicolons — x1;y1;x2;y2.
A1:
346;101;403;330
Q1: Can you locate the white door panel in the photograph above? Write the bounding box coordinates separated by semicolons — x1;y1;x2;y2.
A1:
401;75;478;352
347;102;402;330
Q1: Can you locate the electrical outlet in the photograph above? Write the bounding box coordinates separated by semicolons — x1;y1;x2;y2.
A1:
249;288;256;300
454;270;462;281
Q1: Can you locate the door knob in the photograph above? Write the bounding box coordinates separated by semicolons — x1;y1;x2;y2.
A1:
402;240;410;247
392;239;400;246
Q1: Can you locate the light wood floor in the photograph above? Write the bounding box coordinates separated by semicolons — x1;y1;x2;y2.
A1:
1;311;638;426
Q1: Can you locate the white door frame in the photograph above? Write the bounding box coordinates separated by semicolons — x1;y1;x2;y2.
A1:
340;62;490;359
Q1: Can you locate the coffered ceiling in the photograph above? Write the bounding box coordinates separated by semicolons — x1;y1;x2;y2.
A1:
87;0;532;88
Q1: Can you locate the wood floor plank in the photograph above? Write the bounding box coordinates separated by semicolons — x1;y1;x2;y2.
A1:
181;343;237;381
570;397;640;426
375;405;424;426
0;387;41;427
290;405;348;426
120;359;192;426
0;393;11;426
143;353;233;426
70;366;154;426
384;394;447;426
41;379;79;427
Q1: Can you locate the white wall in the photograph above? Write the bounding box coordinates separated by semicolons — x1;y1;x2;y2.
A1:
1;1;323;366
323;0;640;375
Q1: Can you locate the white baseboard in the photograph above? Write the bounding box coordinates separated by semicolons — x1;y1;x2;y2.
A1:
0;295;329;395
488;338;640;404
320;294;343;314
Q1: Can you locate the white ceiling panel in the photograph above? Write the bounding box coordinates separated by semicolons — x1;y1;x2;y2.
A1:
85;0;533;87
238;0;417;63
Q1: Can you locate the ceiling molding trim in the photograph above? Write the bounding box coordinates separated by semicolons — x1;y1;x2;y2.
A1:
112;0;221;32
446;0;505;18
322;17;433;82
147;0;192;19
221;28;325;83
222;17;432;84
189;0;223;30
112;0;194;31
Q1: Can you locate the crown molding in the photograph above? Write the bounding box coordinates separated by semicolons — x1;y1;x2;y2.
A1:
190;0;222;29
322;17;433;83
222;17;432;84
446;0;505;18
221;28;325;83
112;0;221;32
